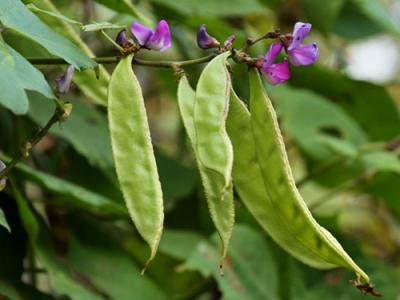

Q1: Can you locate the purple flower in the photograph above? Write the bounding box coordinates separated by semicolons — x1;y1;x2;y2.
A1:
261;42;290;85
56;65;74;94
131;20;171;51
223;34;236;48
197;24;220;49
284;22;319;66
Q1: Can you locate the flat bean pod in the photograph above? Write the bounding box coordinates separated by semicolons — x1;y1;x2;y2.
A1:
193;52;233;194
177;75;234;264
108;54;164;268
226;70;368;283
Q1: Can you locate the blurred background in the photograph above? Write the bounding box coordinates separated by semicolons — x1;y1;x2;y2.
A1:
0;0;400;299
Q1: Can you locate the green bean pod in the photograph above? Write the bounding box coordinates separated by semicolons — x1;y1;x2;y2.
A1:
178;75;234;266
108;54;164;269
193;52;233;195
226;69;368;283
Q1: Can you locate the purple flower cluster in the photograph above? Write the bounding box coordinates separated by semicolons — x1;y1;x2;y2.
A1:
116;20;318;85
116;20;172;51
260;22;319;85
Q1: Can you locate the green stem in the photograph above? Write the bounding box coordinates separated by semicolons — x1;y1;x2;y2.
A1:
27;53;218;69
0;103;66;180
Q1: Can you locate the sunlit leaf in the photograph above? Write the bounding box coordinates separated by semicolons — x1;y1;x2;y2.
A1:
0;0;96;70
182;225;280;300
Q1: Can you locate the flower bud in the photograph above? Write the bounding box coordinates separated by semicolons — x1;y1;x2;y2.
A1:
116;30;134;48
223;34;236;48
0;160;6;191
197;24;220;49
56;65;75;94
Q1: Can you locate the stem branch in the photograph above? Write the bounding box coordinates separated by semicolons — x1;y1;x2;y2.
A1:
0;101;67;180
27;53;217;69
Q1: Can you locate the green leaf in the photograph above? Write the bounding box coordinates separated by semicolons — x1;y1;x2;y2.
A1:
0;40;54;114
26;0;109;106
8;45;54;99
82;22;125;32
66;218;169;300
182;225;280;300
148;0;266;16
351;0;400;35
0;208;11;233
0;0;96;70
318;136;359;159
362;151;400;174
334;0;383;39
158;229;203;260
27;92;114;170
108;54;164;266
155;152;196;210
13;187;105;300
290;66;400;141
13;161;126;216
302;0;345;34
0;41;28;114
26;3;82;26
270;84;368;160
94;0;152;25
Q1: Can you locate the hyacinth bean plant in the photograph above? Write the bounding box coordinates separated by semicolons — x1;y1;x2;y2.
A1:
1;1;400;299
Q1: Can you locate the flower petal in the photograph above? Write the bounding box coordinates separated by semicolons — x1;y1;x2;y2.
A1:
197;24;220;49
263;42;283;68
288;22;312;51
116;29;127;46
262;59;290;85
131;22;153;46
146;19;171;51
288;43;319;66
56;65;75;94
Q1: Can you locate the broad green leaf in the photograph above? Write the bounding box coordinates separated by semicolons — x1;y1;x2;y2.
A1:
318;136;359;159
0;209;11;233
334;1;382;39
148;0;265;16
302;0;345;34
82;22;125;32
0;41;29;114
94;0;152;26
0;40;54;114
182;225;280;300
248;70;368;281
177;75;235;264
26;3;82;26
0;0;96;70
158;229;203;260
27;92;114;170
12;161;126;216
13;187;105;300
270;85;368;161
362;151;400;174
26;0;110;105
352;0;400;35
8;45;54;99
155;152;196;210
66;218;169;300
290;66;400;141
292;259;399;299
108;54;164;266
